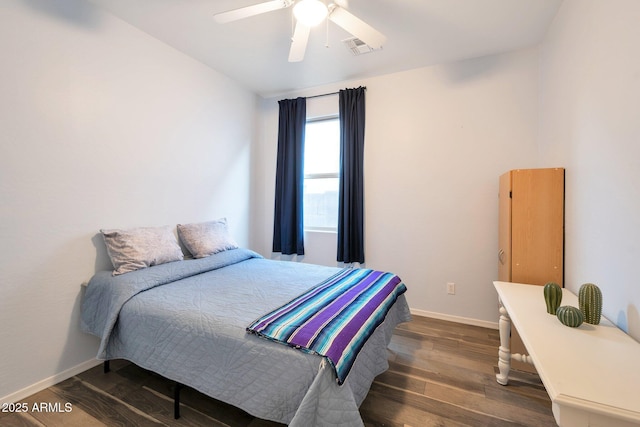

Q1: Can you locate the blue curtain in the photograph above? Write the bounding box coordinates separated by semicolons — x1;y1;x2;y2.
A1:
337;87;366;264
272;97;306;255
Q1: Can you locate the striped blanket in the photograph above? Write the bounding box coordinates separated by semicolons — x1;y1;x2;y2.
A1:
247;268;407;385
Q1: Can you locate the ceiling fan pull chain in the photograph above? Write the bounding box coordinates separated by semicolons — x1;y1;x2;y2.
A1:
291;7;295;39
324;1;330;48
325;15;330;47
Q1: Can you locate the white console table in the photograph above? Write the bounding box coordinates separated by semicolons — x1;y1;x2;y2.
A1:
493;281;640;427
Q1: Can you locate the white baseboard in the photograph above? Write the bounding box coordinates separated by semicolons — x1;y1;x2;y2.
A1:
0;358;102;405
410;308;499;330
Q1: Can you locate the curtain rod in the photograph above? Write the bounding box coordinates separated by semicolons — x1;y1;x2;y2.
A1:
305;86;366;100
306;91;338;99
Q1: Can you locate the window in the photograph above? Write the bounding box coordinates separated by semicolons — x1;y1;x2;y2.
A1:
304;116;340;231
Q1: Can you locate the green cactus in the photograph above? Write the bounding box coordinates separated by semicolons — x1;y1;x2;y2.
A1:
543;282;562;315
579;283;602;325
556;306;584;327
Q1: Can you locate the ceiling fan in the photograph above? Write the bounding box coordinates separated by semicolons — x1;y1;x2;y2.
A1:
214;0;386;62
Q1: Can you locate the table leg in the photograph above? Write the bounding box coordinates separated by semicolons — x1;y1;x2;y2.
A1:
496;299;511;385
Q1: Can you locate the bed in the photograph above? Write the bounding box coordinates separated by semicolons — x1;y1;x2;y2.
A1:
80;246;411;426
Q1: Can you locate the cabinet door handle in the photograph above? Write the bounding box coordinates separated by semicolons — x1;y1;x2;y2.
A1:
498;249;506;265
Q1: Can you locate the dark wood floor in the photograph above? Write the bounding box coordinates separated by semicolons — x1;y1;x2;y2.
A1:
1;316;556;426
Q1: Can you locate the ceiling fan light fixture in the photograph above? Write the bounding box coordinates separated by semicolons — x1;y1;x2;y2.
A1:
293;0;328;27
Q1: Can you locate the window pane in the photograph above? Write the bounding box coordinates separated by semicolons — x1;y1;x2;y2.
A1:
304;119;340;175
304;177;339;230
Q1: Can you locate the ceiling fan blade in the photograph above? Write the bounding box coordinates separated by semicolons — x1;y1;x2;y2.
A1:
214;0;293;24
328;5;386;49
288;21;311;62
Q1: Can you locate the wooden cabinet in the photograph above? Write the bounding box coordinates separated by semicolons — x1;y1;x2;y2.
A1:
498;168;565;372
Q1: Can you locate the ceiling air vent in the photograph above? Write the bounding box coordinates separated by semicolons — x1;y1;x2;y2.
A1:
342;37;381;56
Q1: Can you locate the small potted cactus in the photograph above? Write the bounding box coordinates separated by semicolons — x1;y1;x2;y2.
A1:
556;306;584;327
579;283;602;325
543;282;562;315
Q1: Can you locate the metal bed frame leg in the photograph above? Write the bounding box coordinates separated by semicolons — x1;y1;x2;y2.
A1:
103;360;182;420
174;382;183;419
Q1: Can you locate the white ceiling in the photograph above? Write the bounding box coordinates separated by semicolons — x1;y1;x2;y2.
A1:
87;0;563;97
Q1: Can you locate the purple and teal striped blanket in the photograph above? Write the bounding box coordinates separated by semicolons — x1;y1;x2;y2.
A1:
247;268;407;385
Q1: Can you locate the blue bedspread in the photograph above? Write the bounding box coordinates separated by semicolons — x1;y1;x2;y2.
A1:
81;248;262;358
81;249;412;426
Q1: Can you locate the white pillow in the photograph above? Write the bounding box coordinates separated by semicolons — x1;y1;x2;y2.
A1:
101;225;184;275
177;218;238;259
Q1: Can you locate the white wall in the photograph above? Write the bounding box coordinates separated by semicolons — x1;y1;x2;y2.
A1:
539;0;640;340
254;48;543;326
0;0;256;402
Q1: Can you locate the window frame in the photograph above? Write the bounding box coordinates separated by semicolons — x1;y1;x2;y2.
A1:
303;115;340;233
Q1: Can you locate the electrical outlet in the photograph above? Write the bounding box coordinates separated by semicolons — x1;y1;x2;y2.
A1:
447;282;455;295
